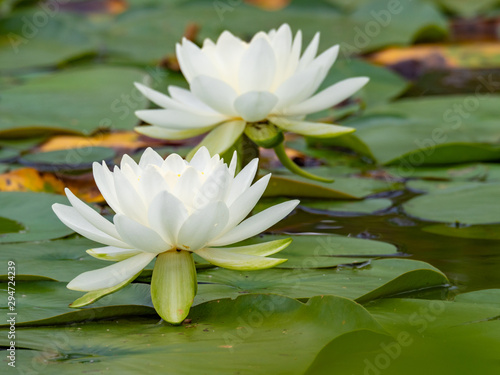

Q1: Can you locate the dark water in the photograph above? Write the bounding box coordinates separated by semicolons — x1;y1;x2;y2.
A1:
276;190;500;293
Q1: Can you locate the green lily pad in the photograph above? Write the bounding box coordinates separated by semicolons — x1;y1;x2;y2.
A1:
195;258;448;305
0;66;149;136
99;0;446;64
406;179;482;193
306;292;500;375
264;167;401;199
0;281;155;327
325;95;500;165
19;146;116;171
0;192;74;243
423;223;500;240
0;9;96;71
403;183;500;225
301;198;392;214
386;163;489;180
0;147;18;161
0;237;111;281
0;294;383;375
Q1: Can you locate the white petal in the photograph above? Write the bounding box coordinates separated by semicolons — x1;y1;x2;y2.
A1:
86;246;141;261
233;91;278;122
176;39;220;83
168;86;220;114
163;153;187;174
139;165;168;206
67;252;156;291
273;66;323;110
113;166;147;223
92;162;121;214
138;147;164;168
148;190;188;245
195;247;286;270
285;77;369;116
270;24;292;86
120;154;140;176
215;31;246;84
238;37;276;93
209;200;299;246
270;117;356;138
136;109;226;129
134;82;185;110
190;75;238;116
177;201;229;251
64;188;119;238
226;158;259;205
193;164;231;209
228;151;238;177
225;173;271;229
114;214;171;253
172;166;201;208
135;125;214;140
298;32;320;70
285;30;302;78
306;45;340;92
189;146;212;170
52;204;130;248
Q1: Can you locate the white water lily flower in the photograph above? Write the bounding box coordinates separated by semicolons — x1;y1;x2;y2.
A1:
52;147;298;324
134;23;369;156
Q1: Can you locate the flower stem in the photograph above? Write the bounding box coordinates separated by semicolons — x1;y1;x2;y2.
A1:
151;250;197;325
273;141;334;183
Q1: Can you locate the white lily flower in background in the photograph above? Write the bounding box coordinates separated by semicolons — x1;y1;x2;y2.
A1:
134;23;369;158
52;147;299;324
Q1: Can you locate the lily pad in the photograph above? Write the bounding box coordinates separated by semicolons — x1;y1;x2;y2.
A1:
100;0;446;64
301;198;392;214
423;223;500;240
0;191;74;243
0;294;384;375
386;163;489;180
325;95;500;165
19;147;116;171
0;9;96;71
0;66;149;136
403;183;500;225
0;237;111;282
306;292;500;375
195;258;448;304
264;168;401;199
405;179;482;193
0;281;155;326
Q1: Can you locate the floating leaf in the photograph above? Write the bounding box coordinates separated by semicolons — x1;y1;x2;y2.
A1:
264;167;401;199
403;183;500;225
325;95;500;165
0;191;74;242
0;294;384;374
195;259;448;304
0;66;149;136
19;147;116;171
0;281;155;326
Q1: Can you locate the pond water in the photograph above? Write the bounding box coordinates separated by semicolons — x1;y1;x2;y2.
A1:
279;189;500;293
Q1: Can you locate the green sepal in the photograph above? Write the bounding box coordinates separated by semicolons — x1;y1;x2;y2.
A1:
244;122;284;149
69;270;143;308
151;250;197;325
